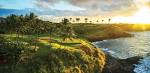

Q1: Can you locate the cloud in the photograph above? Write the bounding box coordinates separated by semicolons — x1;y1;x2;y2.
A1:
143;0;150;7
33;0;60;9
68;0;134;11
34;0;135;11
133;0;150;8
32;0;140;16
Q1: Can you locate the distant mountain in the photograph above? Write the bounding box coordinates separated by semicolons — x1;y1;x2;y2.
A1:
0;8;37;16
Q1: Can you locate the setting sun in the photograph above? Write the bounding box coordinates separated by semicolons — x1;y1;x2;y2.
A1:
112;7;150;24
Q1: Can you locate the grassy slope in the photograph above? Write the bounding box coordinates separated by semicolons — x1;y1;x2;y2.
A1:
2;34;106;73
72;24;132;42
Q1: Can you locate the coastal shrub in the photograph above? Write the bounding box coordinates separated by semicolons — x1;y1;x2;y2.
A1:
0;36;33;73
19;44;105;73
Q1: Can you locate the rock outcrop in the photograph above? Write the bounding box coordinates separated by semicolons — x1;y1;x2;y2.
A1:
102;54;142;73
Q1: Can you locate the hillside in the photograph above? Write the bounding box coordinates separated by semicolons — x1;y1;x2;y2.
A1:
73;24;132;42
0;34;106;73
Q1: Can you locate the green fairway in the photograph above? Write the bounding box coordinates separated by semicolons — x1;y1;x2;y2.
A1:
72;24;133;42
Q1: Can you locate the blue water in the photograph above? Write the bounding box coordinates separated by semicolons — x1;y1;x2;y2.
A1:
94;31;150;59
94;31;150;73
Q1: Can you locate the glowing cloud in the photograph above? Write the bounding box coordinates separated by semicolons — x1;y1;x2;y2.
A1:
112;0;150;24
33;0;137;16
112;7;150;24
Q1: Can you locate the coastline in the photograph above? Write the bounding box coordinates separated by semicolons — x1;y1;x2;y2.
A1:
89;33;142;73
87;33;133;42
92;42;142;73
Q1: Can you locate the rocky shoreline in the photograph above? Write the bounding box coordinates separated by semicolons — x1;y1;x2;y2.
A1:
91;41;142;73
89;31;142;73
91;36;143;73
102;53;142;73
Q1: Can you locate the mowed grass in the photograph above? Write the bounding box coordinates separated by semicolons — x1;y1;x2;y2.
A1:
1;23;132;57
72;23;132;42
2;34;86;57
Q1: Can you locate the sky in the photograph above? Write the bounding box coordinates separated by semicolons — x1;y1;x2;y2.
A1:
0;0;150;23
0;0;34;9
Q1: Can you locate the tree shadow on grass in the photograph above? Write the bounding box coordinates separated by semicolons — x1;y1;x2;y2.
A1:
60;43;81;47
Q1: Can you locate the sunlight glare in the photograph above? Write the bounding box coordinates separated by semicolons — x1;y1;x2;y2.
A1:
112;7;150;24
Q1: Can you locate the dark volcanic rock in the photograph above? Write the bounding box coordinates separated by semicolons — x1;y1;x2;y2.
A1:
102;54;142;73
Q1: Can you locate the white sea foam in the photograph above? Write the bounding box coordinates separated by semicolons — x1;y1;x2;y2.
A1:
134;54;150;73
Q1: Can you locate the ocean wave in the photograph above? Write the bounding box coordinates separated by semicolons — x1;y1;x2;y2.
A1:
134;53;150;73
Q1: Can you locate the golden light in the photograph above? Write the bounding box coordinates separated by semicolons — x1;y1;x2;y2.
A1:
112;0;150;24
132;24;146;30
112;7;150;24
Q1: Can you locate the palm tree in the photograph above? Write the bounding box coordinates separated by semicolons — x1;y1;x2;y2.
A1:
69;18;72;21
58;18;70;48
108;18;111;24
6;14;18;31
102;20;104;23
76;18;80;23
90;21;92;23
28;13;38;50
34;19;41;50
6;14;21;44
59;18;75;48
29;12;37;20
97;20;99;23
85;18;88;23
18;15;24;41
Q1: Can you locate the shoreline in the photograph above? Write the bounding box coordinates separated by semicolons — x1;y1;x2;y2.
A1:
88;34;134;42
102;53;142;73
89;33;143;73
88;34;133;42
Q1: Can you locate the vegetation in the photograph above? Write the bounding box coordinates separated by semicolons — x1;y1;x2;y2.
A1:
1;13;150;73
0;13;106;73
72;24;132;42
0;34;106;73
0;35;33;73
0;13;53;34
